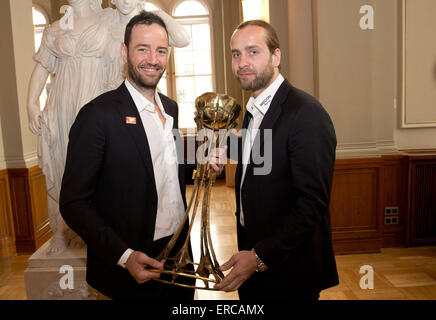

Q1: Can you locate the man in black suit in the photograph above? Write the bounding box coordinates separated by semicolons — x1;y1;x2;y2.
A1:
59;11;195;300
214;20;339;300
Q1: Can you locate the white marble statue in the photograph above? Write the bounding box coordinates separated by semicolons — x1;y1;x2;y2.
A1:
27;0;190;256
105;0;190;90
27;0;109;255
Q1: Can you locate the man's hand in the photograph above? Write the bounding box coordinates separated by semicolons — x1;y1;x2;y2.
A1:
208;146;227;175
214;250;257;292
125;251;165;284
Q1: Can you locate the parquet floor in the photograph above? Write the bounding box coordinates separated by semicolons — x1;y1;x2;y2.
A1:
1;180;435;300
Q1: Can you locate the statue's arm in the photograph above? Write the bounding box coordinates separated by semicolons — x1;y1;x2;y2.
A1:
27;63;49;135
153;9;190;48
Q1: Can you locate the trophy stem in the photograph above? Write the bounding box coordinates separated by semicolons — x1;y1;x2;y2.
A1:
202;170;224;282
155;163;203;262
181;164;206;249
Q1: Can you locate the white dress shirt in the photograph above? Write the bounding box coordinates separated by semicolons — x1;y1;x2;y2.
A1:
117;79;185;268
239;74;285;227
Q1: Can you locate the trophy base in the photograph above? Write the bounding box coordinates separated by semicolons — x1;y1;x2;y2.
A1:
149;262;222;291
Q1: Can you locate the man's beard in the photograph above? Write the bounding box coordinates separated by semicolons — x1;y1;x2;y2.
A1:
236;61;275;93
127;56;165;91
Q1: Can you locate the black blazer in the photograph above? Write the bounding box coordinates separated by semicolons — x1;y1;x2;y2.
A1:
59;83;189;298
235;79;339;296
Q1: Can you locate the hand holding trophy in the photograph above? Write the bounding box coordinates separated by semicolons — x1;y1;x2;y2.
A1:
148;93;241;290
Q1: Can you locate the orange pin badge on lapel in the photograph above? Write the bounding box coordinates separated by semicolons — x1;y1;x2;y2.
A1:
126;116;137;125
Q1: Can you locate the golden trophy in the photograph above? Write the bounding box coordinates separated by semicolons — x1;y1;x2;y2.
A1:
149;92;241;290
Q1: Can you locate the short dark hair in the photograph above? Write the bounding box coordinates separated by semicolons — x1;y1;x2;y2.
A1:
124;10;168;48
235;20;280;54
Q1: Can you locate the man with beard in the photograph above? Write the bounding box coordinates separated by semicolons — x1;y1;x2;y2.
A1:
214;20;339;300
59;11;195;300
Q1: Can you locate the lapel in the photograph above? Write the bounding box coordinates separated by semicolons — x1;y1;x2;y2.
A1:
114;83;157;195
158;92;176;120
240;80;292;186
235;111;253;191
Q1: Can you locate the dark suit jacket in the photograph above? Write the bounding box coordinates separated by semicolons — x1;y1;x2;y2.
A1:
59;83;192;299
235;79;339;298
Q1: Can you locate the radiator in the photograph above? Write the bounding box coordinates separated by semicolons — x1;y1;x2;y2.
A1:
409;159;436;244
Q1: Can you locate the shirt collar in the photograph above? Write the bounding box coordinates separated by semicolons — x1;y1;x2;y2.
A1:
247;74;285;117
124;79;166;116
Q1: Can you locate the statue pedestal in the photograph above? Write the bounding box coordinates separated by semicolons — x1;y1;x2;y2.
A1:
24;237;105;300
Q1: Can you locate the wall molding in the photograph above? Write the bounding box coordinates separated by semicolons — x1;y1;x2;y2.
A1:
330;157;384;253
4;151;38;169
329;154;416;253
0;157;6;171
0;169;16;258
400;0;436;128
336;145;400;159
8;165;51;253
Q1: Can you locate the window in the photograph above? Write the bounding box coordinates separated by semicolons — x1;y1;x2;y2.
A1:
171;0;214;129
137;0;215;129
241;0;269;22
173;0;208;16
32;6;50;111
144;2;160;11
32;7;48;54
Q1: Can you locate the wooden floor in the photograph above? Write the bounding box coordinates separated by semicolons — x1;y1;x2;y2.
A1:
1;180;436;300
